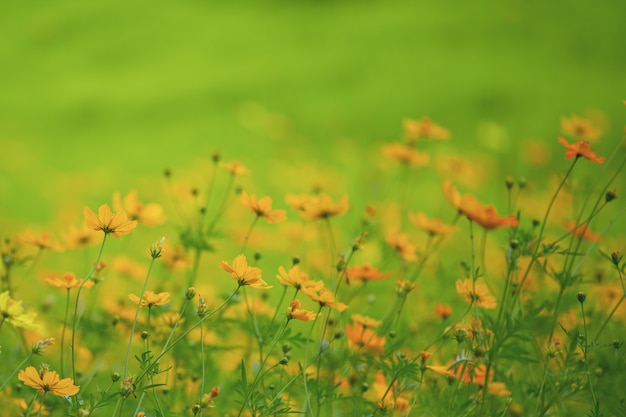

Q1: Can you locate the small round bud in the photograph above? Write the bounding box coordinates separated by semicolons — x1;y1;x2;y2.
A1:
279;356;289;365
163;168;171;178
254;251;262;261
212;151;221;163
389;331;396;339
334;330;344;340
518;177;527;189
611;251;623;267
192;404;202;415
577;292;587;303
532;219;540;228
473;346;486;358
605;189;617;202
509;239;519;250
505;176;514;190
361;382;369;392
141;331;149;340
111;372;121;382
186;287;197;300
613;339;623;349
282;343;291;354
268;384;275;391
292;256;300;265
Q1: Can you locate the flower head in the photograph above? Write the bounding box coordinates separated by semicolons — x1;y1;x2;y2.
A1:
18;366;80;396
84;205;138;239
346;321;385;353
220;254;272;289
240;191;286;223
113;190;166;227
128;291;171;308
220;160;250;176
561;115;602;142
276;265;309;289
403;117;450;142
287;299;319;322
565;221;600;242
44;272;94;290
0;291;39;330
303;288;348;312
382;143;430;166
297;193;349;221
558;137;605;163
345;264;392;284
456;279;496;309
61;224;100;249
19;229;63;252
409;212;457;236
385;230;417;262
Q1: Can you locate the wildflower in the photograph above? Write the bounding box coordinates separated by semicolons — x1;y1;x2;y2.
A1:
18;229;63;252
161;246;189;270
61;224;100;249
113;190;166;226
44;272;94;290
558;137;605;163
396;280;416;295
200;386;220;408
220;254;272;289
149;236;166;259
409;212;457;236
435;303;452;319
351;314;381;329
240;191;286;223
220;160;250;175
385;230;417;262
287;299;319;321
128;291;171;308
298;193;349;220
382;143;430;166
403;116;450;142
285;193;316;212
0;291;38;330
304;288;348;312
442;181;517;230
18;365;80;396
345;264;392;284
84;205;138;239
346;321;386;352
456;279;497;309
565;221;600;242
276;265;309;289
561;115;602;142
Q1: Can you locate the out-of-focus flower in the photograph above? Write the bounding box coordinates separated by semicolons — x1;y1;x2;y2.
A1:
61;224;100;249
18;229;63;252
0;291;38;330
565;221;600;242
128;291;171;308
409;212;457;236
346;321;385;353
403;116;450;142
302;288;348;312
84;205;137;239
240;191;286;223
558;137;605;163
294;193;349;221
345;264;392;284
456;279;496;309
18;365;80;396
385;230;417;262
435;303;452;319
561;115;602;142
220;254;272;289
220;160;250;175
287;299;319;321
382;143;429;166
113;190;166;227
44;272;94;290
276;265;309;289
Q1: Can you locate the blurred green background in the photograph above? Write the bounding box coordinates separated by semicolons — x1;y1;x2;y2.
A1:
1;0;625;230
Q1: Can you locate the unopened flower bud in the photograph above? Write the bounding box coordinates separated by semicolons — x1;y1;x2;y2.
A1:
254;251;261;261
509;239;519;250
149;236;166;259
505;176;514;190
192;404;201;415
186;287;197;300
32;338;55;356
141;331;149;340
613;339;623;350
279;356;289;365
577;292;586;303
163;168;171;178
292;256;300;265
212;151;221;163
282;343;291;354
610;251;623;267
605;189;617;202
111;372;121;382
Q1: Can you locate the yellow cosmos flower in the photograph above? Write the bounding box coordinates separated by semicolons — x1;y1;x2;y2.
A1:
409;212;457;236
219;254;272;289
276;265;309;289
0;291;39;330
385;230;417;262
561;115;602;142
240;191;286;223
113;190;166;227
220;160;250;176
18;229;64;252
303;288;348;312
128;291;171;308
61;224;100;249
456;279;496;309
84;205;138;239
18;366;80;396
346;322;385;353
44;272;94;290
296;193;349;221
382;143;430;166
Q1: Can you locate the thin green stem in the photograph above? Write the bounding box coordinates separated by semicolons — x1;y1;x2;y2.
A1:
60;288;71;378
0;352;33;390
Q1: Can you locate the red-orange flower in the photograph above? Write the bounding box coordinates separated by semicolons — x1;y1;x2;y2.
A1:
240;191;286;223
84;205;137;239
435;303;452;319
558;137;605;163
345;264;392;284
565;221;600;242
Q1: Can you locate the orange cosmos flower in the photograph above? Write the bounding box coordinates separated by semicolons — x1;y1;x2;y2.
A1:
456;279;496;309
276;265;309;289
240;191;286;223
345;264;392;284
565;221;600;242
44;272;94;290
304;288;348;312
346;321;385;353
287;299;319;322
403;116;450;142
382;143;430;166
18;229;63;252
385;230;417;262
561;115;602;142
442;181;517;230
18;366;80;396
113;190;165;227
220;160;250;175
128;291;171;308
297;193;349;220
61;224;100;249
84;205;137;239
219;254;272;289
558;137;605;163
409;212;457;236
435;303;452;319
